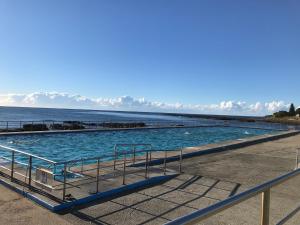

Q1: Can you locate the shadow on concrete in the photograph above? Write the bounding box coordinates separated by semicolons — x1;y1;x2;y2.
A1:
66;174;241;225
276;204;300;225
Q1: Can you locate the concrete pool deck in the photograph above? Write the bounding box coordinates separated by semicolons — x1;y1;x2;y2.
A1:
1;132;300;224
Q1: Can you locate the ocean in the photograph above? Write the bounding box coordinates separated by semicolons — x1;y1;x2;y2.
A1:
0;106;286;130
0;106;187;122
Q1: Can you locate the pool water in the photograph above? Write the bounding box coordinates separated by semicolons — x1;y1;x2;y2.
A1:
0;127;275;164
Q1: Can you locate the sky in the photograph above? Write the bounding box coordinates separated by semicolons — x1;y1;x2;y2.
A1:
0;0;299;115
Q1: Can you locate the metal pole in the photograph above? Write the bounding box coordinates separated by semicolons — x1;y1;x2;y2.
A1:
81;158;84;173
6;121;8;132
96;158;100;193
28;156;32;188
123;152;126;185
179;148;183;173
133;145;136;164
113;145;117;170
11;151;15;180
296;149;299;169
261;189;270;225
164;150;167;175
63;163;67;201
145;151;149;179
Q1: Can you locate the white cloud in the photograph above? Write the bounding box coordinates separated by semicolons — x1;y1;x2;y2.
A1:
0;92;294;116
264;101;289;112
249;102;263;112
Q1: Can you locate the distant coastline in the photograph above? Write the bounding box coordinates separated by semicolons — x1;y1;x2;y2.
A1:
264;103;300;125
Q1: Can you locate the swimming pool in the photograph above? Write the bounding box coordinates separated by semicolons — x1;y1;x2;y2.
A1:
0;126;275;164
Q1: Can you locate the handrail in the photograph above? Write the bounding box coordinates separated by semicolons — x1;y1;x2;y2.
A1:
165;167;300;225
0;144;56;164
114;143;153;146
55;148;181;165
0;142;181;166
0;142;184;201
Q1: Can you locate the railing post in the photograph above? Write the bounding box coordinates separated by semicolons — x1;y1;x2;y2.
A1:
28;156;32;188
63;163;67;201
133;145;136;164
11;151;15;180
296;148;299;169
122;152;126;185
164;150;167;175
113;145;117;170
179;148;183;173
261;189;270;225
96;158;100;193
6;121;8;132
81;158;84;173
145;151;149;179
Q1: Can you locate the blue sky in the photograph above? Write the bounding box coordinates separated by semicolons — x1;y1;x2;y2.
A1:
0;0;299;115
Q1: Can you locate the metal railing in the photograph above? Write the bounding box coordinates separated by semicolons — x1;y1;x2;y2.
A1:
113;144;153;169
0;143;183;202
165;167;300;225
0;144;56;191
55;146;183;200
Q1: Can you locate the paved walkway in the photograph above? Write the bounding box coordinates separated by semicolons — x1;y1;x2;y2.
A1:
1;134;300;224
0;184;71;225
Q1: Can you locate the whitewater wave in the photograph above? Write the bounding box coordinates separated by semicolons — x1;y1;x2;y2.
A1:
8;140;40;145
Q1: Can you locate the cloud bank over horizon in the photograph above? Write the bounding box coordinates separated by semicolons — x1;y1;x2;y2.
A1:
0;92;293;116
